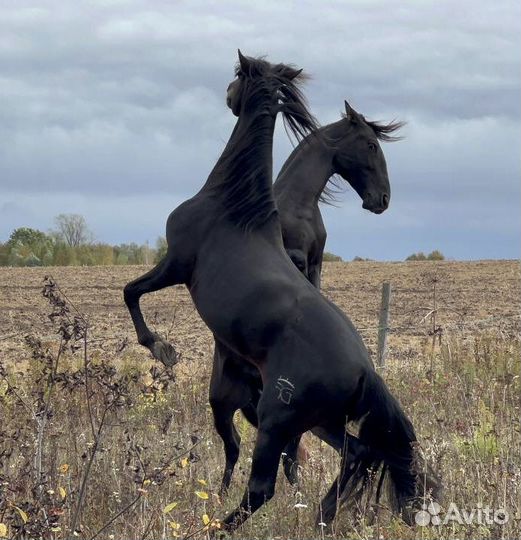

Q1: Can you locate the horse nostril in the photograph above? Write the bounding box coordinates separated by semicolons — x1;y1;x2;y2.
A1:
382;193;389;208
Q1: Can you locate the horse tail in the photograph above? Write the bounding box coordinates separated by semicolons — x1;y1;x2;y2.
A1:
342;370;421;520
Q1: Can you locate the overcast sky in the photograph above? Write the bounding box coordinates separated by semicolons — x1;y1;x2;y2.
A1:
1;0;519;260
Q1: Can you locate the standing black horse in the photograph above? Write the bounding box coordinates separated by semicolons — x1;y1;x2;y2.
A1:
124;52;437;531
210;101;404;494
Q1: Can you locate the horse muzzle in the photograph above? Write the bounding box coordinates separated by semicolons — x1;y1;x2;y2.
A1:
362;192;390;214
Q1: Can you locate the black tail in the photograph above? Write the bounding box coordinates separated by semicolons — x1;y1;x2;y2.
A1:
342;371;425;520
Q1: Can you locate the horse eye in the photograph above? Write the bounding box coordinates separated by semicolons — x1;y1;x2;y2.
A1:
368;142;377;152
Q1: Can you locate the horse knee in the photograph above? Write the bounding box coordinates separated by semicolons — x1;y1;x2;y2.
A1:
211;402;240;445
123;282;138;306
209;390;225;411
209;395;232;424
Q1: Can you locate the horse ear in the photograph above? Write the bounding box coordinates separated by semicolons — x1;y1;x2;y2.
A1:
344;100;357;123
285;67;303;81
238;49;251;74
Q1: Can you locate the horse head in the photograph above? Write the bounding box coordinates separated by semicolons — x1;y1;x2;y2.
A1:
329;100;404;214
224;50;316;141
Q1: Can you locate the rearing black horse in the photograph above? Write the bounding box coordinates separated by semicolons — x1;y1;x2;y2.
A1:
210;102;404;494
124;52;437;531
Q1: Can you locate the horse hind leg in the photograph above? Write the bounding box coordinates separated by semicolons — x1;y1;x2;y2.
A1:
211;345;260;496
211;400;242;497
241;388;304;487
281;435;304;486
220;376;307;533
221;427;290;533
123;255;180;366
240;400;260;427
241;393;302;488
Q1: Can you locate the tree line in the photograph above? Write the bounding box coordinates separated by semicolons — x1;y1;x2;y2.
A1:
0;214;164;267
0;214;444;267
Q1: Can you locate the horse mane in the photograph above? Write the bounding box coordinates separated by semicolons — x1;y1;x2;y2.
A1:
319;175;345;206
365;118;405;142
212;55;319;230
342;112;406;142
318;114;405;205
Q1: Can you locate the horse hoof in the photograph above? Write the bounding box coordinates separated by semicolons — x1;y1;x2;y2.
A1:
152;340;179;367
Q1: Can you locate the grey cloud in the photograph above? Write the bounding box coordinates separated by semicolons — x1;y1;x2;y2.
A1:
0;0;519;259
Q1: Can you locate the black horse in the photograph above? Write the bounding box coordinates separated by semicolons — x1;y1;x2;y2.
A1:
124;52;437;531
210;101;404;494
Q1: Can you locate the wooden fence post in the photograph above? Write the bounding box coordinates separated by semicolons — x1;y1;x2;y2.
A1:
377;282;392;367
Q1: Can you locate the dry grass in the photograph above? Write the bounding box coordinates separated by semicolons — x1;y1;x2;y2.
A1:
0;261;519;539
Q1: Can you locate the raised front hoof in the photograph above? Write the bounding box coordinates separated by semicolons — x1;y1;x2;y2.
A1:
151;339;179;367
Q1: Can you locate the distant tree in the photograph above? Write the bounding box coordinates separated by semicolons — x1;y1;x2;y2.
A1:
113;245;129;265
53;214;93;247
113;243;147;265
52;243;77;266
141;241;153;265
154;236;168;263
7;227;50;249
6;227;54;266
93;244;115;265
406;252;427;261
427;250;445;261
25;254;42;267
0;243;8;266
406;250;445;261
128;243;146;265
323;252;343;262
352;256;373;262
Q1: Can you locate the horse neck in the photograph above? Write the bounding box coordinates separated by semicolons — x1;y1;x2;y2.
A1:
203;97;277;221
274;121;342;209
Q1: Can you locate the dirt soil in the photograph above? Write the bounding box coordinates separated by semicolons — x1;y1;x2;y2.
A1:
1;260;519;368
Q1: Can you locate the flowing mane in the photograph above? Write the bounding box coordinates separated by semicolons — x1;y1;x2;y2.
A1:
341;112;406;142
209;55;319;231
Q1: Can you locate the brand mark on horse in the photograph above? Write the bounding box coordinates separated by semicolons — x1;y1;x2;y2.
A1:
275;377;295;405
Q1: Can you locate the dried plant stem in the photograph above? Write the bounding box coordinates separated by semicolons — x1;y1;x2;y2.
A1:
70;405;109;535
88;492;143;540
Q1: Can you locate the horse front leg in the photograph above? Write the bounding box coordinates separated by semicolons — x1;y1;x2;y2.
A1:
220;370;305;534
123;255;181;366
